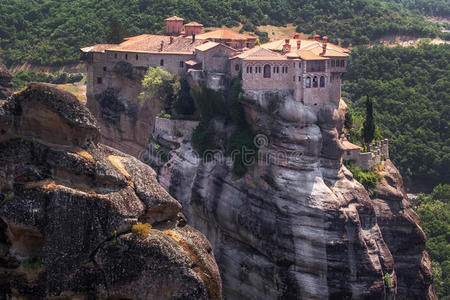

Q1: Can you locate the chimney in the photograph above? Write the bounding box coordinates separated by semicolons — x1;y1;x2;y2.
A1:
282;38;291;53
294;33;300;39
297;40;301;49
314;34;320;42
192;33;196;43
321;36;328;55
160;40;164;52
169;36;174;44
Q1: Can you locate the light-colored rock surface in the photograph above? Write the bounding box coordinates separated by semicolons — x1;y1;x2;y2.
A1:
146;90;436;299
0;83;221;299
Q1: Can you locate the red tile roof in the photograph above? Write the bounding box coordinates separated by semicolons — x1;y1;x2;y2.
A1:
342;139;362;150
165;16;184;21
80;44;118;53
196;29;256;41
105;34;204;53
185;22;203;27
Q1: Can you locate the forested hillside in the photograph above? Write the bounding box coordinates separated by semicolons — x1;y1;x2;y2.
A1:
343;42;450;188
0;0;449;66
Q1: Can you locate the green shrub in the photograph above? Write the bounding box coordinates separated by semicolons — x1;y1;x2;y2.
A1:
346;162;378;191
192;121;215;156
384;273;393;289
227;128;257;176
131;222;152;239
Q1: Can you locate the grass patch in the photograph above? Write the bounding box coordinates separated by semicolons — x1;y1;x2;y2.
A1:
131;222;152;239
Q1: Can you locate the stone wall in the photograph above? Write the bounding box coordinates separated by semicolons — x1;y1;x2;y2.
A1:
154;117;199;137
344;139;390;170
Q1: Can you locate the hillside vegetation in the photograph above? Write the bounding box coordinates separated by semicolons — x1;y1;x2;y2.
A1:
0;0;449;66
343;42;450;188
414;184;450;299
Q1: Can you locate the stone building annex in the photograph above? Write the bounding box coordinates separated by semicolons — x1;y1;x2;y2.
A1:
81;16;349;108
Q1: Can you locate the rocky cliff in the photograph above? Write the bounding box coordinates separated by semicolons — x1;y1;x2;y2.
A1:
145;90;436;299
0;63;13;100
86;73;161;158
0;83;221;299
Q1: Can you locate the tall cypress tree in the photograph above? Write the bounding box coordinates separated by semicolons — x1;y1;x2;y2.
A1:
362;95;375;151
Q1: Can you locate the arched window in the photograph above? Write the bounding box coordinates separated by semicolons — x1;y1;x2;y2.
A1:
313;76;318;87
235;64;240;71
320;76;325;87
160;59;164;66
264;64;271;78
305;77;311;88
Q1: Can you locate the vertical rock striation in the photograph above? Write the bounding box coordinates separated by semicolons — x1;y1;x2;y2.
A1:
147;90;436;299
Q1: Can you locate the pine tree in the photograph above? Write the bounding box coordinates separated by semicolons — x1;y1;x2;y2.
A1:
362;95;375;151
106;20;128;44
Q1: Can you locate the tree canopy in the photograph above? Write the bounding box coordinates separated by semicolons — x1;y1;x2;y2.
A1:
0;0;448;66
343;42;450;187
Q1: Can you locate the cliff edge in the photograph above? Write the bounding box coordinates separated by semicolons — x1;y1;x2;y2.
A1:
0;83;221;299
146;89;436;299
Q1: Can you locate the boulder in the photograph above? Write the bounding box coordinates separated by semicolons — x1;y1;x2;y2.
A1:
0;83;221;299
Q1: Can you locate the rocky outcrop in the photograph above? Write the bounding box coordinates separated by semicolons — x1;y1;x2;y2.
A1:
0;63;12;100
87;73;161;158
0;83;221;299
371;160;436;299
146;90;436;299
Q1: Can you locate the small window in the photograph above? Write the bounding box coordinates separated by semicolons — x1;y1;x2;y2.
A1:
136;54;139;60
320;76;325;87
264;64;271;78
160;59;164;66
298;76;301;82
313;76;318;88
341;60;345;67
298;62;301;68
305;77;311;88
97;77;102;84
114;53;118;59
103;66;107;72
235;64;240;71
125;54;128;60
331;60;335;67
250;66;252;73
180;61;184;68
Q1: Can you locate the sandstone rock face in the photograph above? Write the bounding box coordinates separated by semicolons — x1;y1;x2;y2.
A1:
146;91;436;299
86;74;161;158
0;83;221;299
0;63;13;100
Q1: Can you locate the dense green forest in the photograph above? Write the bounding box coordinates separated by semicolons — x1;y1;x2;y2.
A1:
343;42;449;188
413;184;450;299
0;0;449;66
